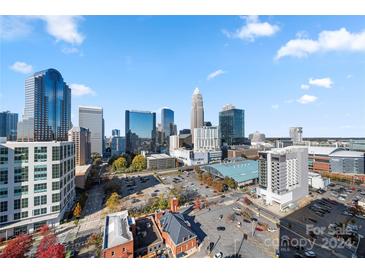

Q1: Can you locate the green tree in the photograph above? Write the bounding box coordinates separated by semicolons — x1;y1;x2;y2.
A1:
112;157;127;172
93;157;102;166
132;154;146;171
224;177;237;189
106;192;119;212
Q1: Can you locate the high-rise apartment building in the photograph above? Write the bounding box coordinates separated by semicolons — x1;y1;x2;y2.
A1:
0;140;75;238
0;111;18;141
219;104;245;146
193;126;220;151
79;106;104;156
289;127;303;143
68;127;91;166
112;129;120;137
256;147;308;209
190;88;204;143
17;69;71;142
125;110;156;154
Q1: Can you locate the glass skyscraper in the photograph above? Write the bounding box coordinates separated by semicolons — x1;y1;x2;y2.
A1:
219;104;245;145
0;111;18;141
125;110;156;154
17;68;71;141
161;108;175;138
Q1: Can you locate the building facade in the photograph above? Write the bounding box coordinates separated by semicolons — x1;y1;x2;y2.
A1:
17;69;71;142
79;106;104;156
125;110;156;154
193;126;220;151
0;140;75;238
219;104;245;146
249;131;266;143
257;147;308;209
289;127;303;143
190;88;204;143
169;135;180;152
161;108;175;138
146;154;176;170
68;127;91;166
111;136;125;156
0;111;18;141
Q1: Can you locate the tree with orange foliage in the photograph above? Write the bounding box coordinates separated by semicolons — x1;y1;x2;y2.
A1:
36;233;65;258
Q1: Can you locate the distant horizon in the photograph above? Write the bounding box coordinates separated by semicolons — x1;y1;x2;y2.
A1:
1;16;364;138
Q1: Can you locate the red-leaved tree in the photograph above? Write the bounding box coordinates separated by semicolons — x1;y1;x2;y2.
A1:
0;234;33;258
36;233;65;258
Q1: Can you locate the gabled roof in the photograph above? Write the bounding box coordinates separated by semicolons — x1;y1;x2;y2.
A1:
103;211;134;250
160;212;196;245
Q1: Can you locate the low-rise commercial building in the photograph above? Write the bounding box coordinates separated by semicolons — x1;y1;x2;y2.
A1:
308;172;330;190
0;140;75;238
102;211;135;258
146;154;176;170
75;164;92;189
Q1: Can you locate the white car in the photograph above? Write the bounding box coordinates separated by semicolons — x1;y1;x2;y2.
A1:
304;250;316;258
214;252;223;258
268;227;278;232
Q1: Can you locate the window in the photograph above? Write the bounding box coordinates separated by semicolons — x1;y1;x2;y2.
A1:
0;147;8;164
34;183;47;193
34;165;47;181
51;205;60;212
52;193;60;203
21;211;28;218
14;212;21;220
14;199;21;210
0;201;8;212
14;185;28;196
14;147;28;163
0;169;8;185
52;146;60;161
14;167;28;183
52;181;60;191
0;215;8;223
41;195;47;205
33;209;40;216
21;198;28;208
0;188;8;198
40;208;47;214
34;196;40;206
34;147;47;162
52;164;60;179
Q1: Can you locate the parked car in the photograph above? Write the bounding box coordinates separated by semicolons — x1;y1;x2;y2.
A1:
214;252;223;258
294;252;304;258
268;227;278;232
217;226;226;231
304;250;316;258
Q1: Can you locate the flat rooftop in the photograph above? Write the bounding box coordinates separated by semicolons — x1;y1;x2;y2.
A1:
103;211;134;250
147;153;173;160
134;217;163;251
75;164;92;176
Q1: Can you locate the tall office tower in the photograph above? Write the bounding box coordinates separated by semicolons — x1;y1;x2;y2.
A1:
169;135;180;152
68;127;91;166
190;88;204;143
0;139;75;238
125;110;156;154
161;108;175;138
219;104;245;146
17;69;71;142
112;129;120;137
257;147;308;208
0;111;18;141
111;136;125;156
193;126;220;151
79;106;104;156
289;127;303;143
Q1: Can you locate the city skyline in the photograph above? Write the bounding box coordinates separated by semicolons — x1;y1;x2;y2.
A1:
1;16;365;137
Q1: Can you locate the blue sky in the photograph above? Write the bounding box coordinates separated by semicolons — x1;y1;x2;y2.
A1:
1;16;364;137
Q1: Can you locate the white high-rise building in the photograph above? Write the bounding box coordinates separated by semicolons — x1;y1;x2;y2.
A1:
289;127;303;143
79;106;104;156
256;146;308;209
169;135;179;152
193;126;219;151
68;127;91;166
190;88;204;143
0;140;75;238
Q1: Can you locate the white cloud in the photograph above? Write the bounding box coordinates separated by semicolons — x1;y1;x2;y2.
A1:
297;94;318;104
271;104;279;110
308;77;333;88
224;16;280;42
0;16;85;46
40;16;85;45
300;84;310;90
70;84;96;96
10;61;33;74
207;69;226;80
276;28;365;59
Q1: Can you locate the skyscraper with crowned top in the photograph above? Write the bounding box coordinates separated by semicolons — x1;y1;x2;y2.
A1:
190;88;204;143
